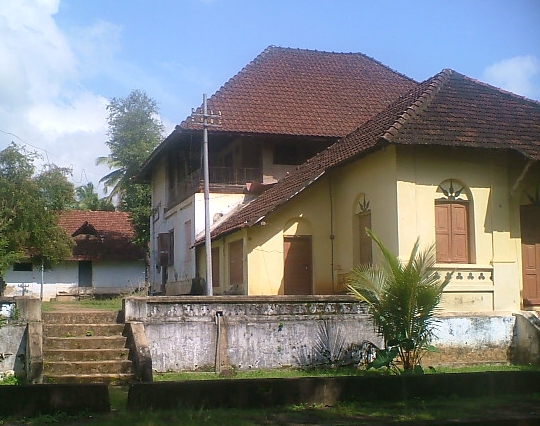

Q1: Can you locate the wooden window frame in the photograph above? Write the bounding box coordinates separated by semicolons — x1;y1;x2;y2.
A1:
435;200;470;264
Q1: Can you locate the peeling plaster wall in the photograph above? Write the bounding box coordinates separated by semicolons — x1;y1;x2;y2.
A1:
124;296;530;372
124;296;382;372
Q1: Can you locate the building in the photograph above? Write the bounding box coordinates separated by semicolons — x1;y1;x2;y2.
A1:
137;46;417;294
3;210;146;300
192;69;540;312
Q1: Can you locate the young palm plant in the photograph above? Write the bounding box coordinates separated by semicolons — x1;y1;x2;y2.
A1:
348;229;452;373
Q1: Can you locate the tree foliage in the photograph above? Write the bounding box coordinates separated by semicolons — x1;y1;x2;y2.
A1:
98;90;163;247
75;183;115;211
0;144;74;282
35;164;75;211
98;89;163;201
348;229;451;373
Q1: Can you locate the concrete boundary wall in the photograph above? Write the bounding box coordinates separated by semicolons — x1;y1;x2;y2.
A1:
0;384;109;416
128;371;540;410
0;297;42;381
124;296;526;372
124;295;382;372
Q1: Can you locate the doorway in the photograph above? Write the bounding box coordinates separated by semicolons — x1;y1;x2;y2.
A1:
283;236;312;295
520;205;540;306
78;260;92;288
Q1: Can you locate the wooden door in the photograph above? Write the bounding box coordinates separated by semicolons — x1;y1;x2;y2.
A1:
212;247;220;288
284;236;312;295
78;261;92;287
520;205;540;306
228;240;243;287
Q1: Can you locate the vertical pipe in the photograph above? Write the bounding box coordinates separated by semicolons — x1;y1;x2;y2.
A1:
215;311;222;373
203;94;213;295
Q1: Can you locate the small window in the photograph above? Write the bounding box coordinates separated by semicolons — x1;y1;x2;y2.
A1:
157;231;174;266
13;262;33;272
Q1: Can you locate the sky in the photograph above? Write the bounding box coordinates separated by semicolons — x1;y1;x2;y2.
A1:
1;0;539;196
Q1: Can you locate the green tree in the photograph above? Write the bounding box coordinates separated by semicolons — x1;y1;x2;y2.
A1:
348;229;451;373
0;144;74;291
98;89;163;201
75;182;115;211
98;90;163;247
35;164;75;210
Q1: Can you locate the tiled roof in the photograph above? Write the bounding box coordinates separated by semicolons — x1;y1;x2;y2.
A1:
138;46;417;178
203;69;540;242
385;70;540;159
181;46;417;137
58;210;145;261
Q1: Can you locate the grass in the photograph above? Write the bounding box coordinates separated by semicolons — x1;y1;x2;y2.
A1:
42;296;124;312
153;363;539;382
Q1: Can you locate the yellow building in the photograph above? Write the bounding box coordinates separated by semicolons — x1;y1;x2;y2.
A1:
197;69;540;312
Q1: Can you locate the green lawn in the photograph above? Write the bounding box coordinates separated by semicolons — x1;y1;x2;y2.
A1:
153;363;539;382
42;296;124;312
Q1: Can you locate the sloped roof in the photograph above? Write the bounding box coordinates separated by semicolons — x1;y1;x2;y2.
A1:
182;46;416;137
58;210;145;262
138;46;417;177
202;69;540;242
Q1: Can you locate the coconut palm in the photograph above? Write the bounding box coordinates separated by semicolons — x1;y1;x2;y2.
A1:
348;229;451;373
95;156;126;202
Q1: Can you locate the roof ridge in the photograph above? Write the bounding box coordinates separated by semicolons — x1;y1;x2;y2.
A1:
381;69;453;141
260;46;417;83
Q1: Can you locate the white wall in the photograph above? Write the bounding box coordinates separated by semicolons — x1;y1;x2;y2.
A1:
4;260;145;301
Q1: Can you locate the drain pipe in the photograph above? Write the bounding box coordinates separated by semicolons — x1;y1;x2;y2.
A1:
214;311;223;373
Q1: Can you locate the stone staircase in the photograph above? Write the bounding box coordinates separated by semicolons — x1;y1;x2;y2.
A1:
42;310;134;385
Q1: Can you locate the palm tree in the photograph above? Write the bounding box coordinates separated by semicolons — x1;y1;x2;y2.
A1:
348;229;451;373
75;182;115;211
95;156;126;203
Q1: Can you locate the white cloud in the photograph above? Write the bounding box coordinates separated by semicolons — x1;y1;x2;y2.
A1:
483;55;540;99
0;0;114;196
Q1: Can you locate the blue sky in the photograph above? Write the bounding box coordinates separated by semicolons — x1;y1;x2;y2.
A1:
1;0;539;195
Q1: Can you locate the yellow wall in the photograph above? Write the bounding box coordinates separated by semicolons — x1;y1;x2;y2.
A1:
394;146;530;312
203;144;537;312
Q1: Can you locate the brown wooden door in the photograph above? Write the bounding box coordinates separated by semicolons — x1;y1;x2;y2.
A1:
211;247;220;288
520;205;540;306
228;240;243;287
284;236;312;295
435;202;469;263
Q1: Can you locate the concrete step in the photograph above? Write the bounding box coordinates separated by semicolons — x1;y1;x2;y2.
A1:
44;348;130;362
41;307;135;385
44;336;127;350
43;373;134;386
44;360;133;375
42;311;122;325
43;323;126;338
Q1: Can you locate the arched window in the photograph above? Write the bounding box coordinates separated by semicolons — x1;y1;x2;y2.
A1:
435;180;471;264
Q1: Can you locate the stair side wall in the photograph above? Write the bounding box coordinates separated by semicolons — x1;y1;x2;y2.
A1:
513;312;540;365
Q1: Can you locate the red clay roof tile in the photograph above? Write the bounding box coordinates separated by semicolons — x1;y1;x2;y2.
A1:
204;69;540;241
182;46;416;137
58;210;145;262
138;46;417;177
